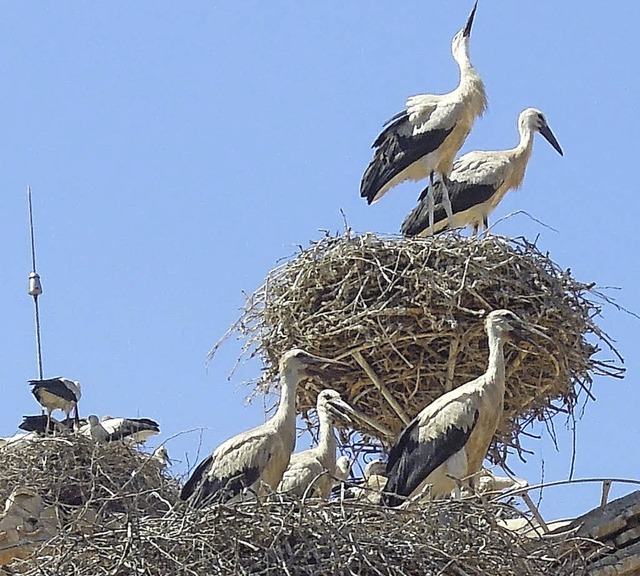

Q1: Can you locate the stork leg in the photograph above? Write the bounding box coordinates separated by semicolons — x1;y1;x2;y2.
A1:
446;449;468;499
427;172;436;234
439;173;454;228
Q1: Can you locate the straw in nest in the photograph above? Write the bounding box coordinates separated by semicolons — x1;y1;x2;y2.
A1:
212;231;624;464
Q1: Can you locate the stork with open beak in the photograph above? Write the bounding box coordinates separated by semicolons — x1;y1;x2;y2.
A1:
277;389;354;500
180;349;338;508
382;310;549;507
402;108;563;237
361;1;486;232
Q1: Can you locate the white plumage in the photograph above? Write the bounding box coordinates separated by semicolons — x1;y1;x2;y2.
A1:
334;456;352;483
29;377;81;430
361;1;486;231
80;415;160;444
382;310;548;507
342;460;388;504
461;468;528;496
151;446;171;468
402;108;563;237
278;389;354;500
180;350;336;508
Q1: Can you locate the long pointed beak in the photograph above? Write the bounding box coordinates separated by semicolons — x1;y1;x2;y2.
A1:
301;353;348;379
463;1;478;37
513;322;552;346
539;122;563;156
326;398;357;425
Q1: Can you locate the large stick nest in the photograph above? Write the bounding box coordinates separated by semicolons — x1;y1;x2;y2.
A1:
214;232;624;463
3;436;604;575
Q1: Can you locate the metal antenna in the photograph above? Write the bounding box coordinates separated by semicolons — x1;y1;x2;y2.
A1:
27;186;44;380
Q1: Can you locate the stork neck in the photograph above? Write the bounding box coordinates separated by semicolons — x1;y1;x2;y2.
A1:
513;122;535;160
316;408;337;459
455;55;487;115
274;367;299;426
486;330;506;389
454;42;474;75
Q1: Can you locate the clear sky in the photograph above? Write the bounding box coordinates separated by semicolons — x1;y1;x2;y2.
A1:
0;2;638;521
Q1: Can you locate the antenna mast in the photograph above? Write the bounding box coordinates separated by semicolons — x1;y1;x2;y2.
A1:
27;187;44;380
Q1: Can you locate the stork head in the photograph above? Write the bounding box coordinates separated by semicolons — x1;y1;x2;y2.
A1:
520;108;563;156
485;309;551;344
3;488;43;517
316;388;356;425
87;414;101;426
335;455;352;480
451;1;477;60
279;349;343;381
364;459;387;478
152;445;172;467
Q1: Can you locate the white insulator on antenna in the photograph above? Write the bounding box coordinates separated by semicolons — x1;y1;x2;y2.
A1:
28;272;42;297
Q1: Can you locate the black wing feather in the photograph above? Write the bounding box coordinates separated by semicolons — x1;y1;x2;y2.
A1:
401;180;497;236
29;378;78;403
382;410;479;507
361;123;453;205
104;418;160;442
180;455;263;508
19;415;58;434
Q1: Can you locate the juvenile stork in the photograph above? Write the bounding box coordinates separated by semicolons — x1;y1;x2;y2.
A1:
180;350;336;508
382;310;548;507
360;1;486;231
402;108;563;237
81;415;160;444
29;377;81;430
335;456;352;483
341;459;388;504
277;389;353;500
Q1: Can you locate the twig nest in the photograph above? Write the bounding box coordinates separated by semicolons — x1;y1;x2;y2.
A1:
219;232;623;462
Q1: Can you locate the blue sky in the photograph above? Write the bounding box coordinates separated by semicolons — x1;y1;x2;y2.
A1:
0;2;638;520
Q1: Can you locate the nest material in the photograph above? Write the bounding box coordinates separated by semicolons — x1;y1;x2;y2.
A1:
0;433;177;522
216;232;623;462
0;435;609;575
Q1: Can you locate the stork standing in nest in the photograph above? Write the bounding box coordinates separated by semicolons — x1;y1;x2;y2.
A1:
277;389;354;500
401;108;563;237
29;377;81;431
360;1;487;232
180;350;337;508
382;310;548;507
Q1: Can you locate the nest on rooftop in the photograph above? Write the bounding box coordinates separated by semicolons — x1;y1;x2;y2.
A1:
213;231;624;463
0;433;177;524
0;434;603;576
0;435;608;574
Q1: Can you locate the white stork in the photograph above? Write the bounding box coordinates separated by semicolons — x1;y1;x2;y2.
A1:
151;446;171;468
180;349;338;508
402;108;563;237
462;467;528;496
277;389;354;500
341;459;388;504
29;377;81;430
335;456;352;483
81;415;160;444
361;1;487;232
382;310;548;507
